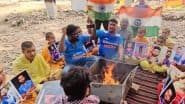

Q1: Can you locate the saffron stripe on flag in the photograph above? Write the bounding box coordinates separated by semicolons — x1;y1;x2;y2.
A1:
118;6;162;18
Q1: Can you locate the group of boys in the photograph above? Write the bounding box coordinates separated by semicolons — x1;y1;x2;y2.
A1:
7;18;124;103
12;14;184;86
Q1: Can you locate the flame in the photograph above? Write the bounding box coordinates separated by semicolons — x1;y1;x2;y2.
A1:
103;63;119;85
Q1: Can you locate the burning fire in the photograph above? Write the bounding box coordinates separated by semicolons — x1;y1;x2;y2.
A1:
103;63;119;85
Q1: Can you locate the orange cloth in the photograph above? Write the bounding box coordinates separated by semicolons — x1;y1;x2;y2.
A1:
134;36;148;44
22;91;37;104
41;45;65;80
41;45;65;70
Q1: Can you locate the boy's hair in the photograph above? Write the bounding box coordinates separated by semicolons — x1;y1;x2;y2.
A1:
109;18;118;24
60;66;91;101
153;46;161;51
21;41;34;51
66;24;79;37
45;32;54;40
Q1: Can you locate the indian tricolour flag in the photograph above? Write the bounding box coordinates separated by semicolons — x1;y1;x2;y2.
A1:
87;0;116;21
118;6;162;37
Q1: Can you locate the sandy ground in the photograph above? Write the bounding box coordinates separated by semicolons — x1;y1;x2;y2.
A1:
0;1;185;75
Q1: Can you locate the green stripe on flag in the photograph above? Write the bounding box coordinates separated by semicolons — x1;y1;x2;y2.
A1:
131;26;159;37
146;26;159;37
94;11;111;21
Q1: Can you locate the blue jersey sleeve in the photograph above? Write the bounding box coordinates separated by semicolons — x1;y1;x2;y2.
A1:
80;34;90;43
118;36;124;45
121;35;125;45
96;30;105;38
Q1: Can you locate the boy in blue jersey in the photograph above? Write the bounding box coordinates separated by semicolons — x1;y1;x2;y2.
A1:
95;19;124;60
59;25;96;68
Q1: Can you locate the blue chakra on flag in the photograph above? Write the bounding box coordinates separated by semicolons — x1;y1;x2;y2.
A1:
98;5;105;12
134;19;142;27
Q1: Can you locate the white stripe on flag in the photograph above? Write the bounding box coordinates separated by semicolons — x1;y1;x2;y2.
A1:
120;14;162;27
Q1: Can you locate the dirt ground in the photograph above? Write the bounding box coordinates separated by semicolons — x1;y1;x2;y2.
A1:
0;1;185;75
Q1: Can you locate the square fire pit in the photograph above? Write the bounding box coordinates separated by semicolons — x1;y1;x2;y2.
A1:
89;58;138;104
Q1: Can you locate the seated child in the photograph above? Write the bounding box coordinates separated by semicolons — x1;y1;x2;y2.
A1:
173;47;183;64
161;28;175;49
133;26;148;59
162;50;172;67
154;36;166;47
42;32;65;69
42;32;65;80
133;26;148;44
13;41;53;87
54;66;100;104
140;46;167;73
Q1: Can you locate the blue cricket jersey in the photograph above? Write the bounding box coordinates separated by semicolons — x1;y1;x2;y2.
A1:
96;30;123;59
